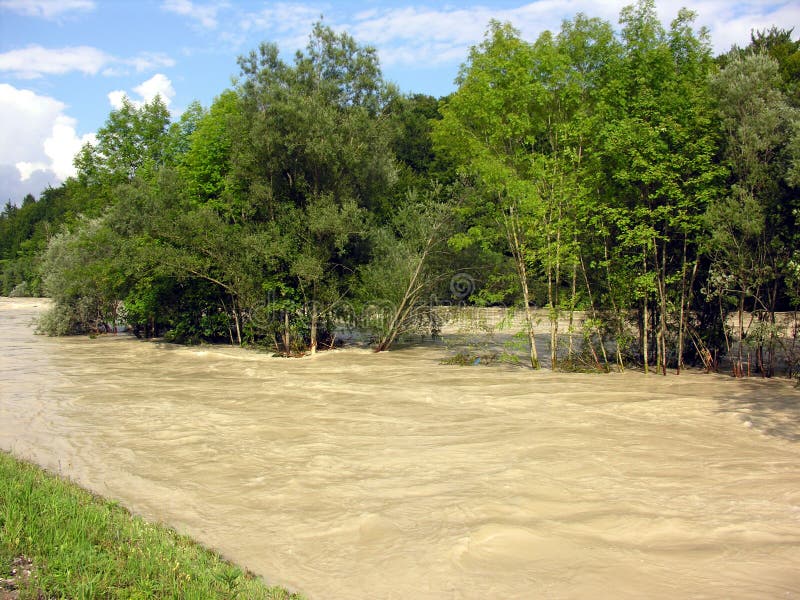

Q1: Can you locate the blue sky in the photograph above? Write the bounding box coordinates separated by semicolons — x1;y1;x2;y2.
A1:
1;0;798;204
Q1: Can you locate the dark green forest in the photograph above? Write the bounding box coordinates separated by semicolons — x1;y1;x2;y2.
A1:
2;1;799;376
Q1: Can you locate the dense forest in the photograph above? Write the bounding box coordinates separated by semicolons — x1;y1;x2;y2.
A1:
2;1;799;376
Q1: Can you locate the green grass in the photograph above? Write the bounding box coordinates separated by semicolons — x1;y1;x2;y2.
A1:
0;451;303;599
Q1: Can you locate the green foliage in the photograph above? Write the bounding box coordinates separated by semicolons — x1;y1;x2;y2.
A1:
356;187;454;350
6;13;799;376
75;96;173;189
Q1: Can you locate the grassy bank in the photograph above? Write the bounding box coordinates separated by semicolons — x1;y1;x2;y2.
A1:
0;451;302;599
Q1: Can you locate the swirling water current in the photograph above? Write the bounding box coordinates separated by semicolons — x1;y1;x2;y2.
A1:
1;298;799;599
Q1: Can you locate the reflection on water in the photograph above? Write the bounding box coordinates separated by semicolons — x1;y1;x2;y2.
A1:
2;298;800;599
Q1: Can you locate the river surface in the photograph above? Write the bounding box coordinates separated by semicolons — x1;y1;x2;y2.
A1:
2;298;800;599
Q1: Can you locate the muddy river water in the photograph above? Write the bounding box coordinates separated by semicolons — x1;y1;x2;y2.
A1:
1;298;799;598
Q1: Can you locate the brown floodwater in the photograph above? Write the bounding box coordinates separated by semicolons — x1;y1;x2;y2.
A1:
2;298;799;599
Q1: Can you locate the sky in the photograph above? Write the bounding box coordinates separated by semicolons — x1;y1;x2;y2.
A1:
1;0;798;205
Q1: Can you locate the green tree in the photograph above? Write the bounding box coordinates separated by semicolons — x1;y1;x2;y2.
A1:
592;1;721;373
434;16;620;369
74;96;173;209
38;217;129;335
232;22;400;350
707;52;800;375
434;21;544;368
357;187;454;352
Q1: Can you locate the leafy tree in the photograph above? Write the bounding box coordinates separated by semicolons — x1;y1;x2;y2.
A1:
230;22;400;349
592;1;721;373
179;91;246;219
707;52;800;375
38;217;129;335
357;187;454;351
74;96;173;203
434;21;552;368
0;185;78;295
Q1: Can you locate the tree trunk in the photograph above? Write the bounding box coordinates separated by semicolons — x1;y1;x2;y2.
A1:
658;238;668;375
506;206;540;369
642;249;649;375
310;305;318;355
374;224;439;353
676;235;689;375
568;258;577;361
549;214;562;370
310;283;318;355
283;310;291;355
737;291;745;377
579;252;607;371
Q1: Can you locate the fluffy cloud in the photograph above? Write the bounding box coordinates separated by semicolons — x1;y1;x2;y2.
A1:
0;45;175;79
0;45;110;79
108;73;177;110
162;0;227;29
0;84;94;202
345;2;623;67
124;52;176;73
0;0;95;19
680;1;800;54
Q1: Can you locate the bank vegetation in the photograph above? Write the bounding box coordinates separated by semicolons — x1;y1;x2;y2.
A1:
2;1;799;377
0;451;301;599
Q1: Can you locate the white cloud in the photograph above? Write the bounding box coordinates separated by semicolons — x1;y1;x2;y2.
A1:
0;45;175;79
236;3;326;51
44;116;96;180
0;0;95;19
685;1;800;54
0;45;111;79
243;2;321;35
162;0;227;29
344;2;626;67
125;52;176;73
135;73;176;106
218;0;797;70
0;84;93;199
107;90;127;110
108;74;177;110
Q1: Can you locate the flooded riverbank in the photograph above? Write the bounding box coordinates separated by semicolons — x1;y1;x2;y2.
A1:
1;297;799;598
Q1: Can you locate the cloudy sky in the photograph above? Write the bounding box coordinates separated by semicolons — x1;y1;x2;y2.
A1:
1;0;798;205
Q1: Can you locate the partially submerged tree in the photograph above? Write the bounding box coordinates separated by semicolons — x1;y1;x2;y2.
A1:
707;52;800;375
357;187;454;352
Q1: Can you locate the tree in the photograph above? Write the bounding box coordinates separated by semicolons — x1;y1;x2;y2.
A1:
592;1;721;373
74;96;172;201
434;21;546;368
179;91;248;220
434;16;620;369
38;217;128;335
231;22;400;350
357;187;454;352
707;52;800;375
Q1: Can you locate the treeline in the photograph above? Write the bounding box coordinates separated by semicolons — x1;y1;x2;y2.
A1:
2;0;799;375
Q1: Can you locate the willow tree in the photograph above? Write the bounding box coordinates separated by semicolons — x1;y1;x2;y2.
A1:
231;23;399;351
707;53;800;375
357;187;454;352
